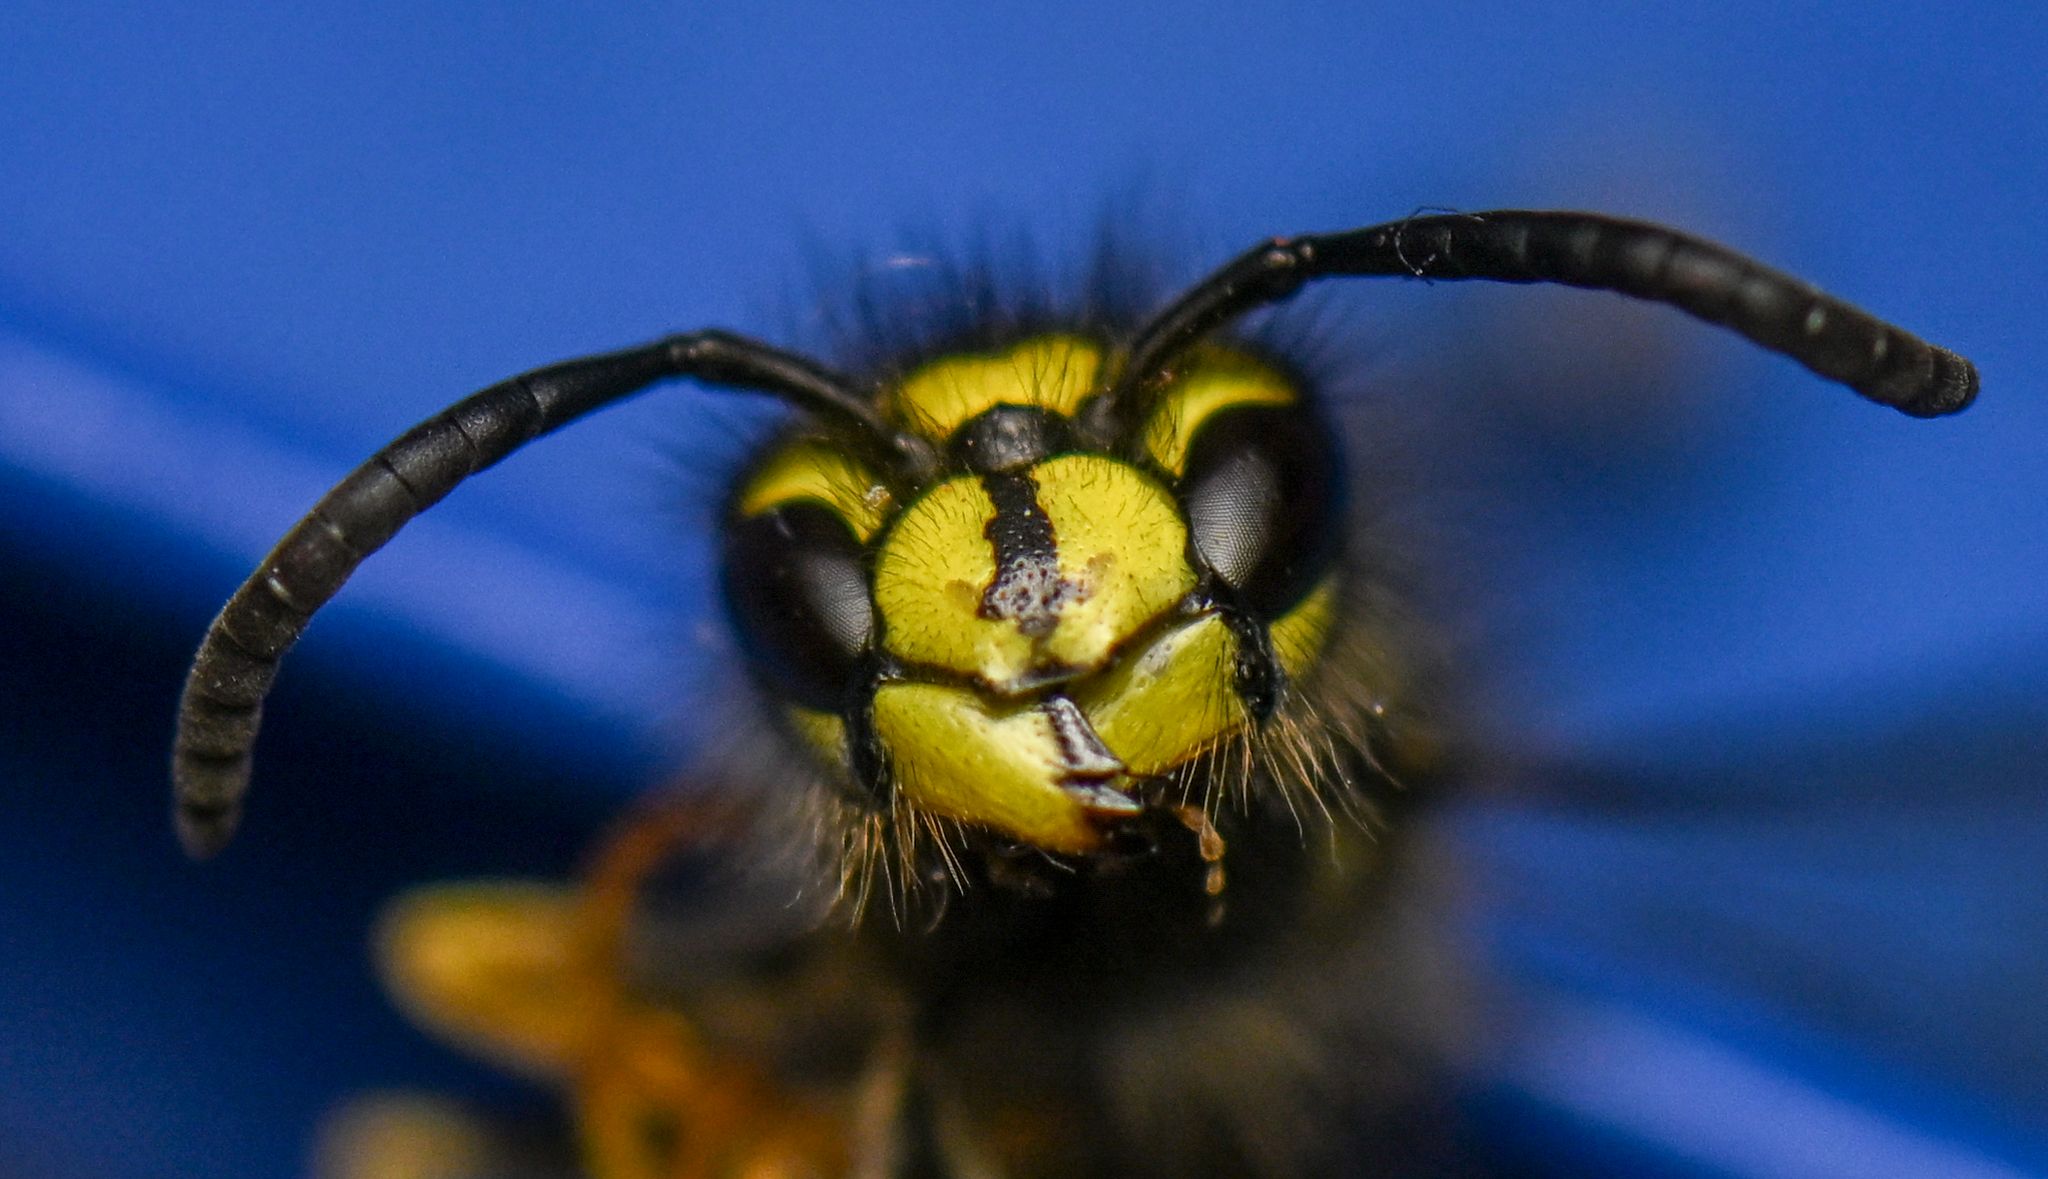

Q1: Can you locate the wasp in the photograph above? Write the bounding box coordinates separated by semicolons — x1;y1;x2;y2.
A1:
170;210;1977;1178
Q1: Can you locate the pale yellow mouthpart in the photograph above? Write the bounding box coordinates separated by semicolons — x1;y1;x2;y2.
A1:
871;682;1139;854
1072;612;1247;777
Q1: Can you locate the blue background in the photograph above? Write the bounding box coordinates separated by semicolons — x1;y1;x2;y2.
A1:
1;4;2043;1177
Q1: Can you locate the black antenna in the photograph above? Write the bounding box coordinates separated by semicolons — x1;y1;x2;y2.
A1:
1110;210;1978;422
171;330;923;858
175;213;1982;859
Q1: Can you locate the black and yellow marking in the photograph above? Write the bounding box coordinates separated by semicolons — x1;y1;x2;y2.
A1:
725;334;1339;852
883;335;1103;442
976;469;1071;640
735;439;893;542
1140;345;1300;476
871;456;1196;692
177;210;1979;1179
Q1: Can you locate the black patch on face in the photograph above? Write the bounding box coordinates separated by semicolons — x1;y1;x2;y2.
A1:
1217;592;1285;723
977;470;1076;638
843;650;897;807
952;404;1072;475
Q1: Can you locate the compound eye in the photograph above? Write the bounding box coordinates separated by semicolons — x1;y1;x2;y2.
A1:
1178;405;1342;617
721;502;874;711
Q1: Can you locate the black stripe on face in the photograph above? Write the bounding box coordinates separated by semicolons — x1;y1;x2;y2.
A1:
978;471;1075;639
1220;602;1284;723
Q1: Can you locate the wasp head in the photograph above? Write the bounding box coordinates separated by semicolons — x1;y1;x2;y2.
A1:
723;336;1347;858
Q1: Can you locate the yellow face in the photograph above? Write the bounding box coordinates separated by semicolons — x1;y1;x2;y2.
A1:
725;336;1340;854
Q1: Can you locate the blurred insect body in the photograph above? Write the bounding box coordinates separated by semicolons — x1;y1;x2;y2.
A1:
173;211;1977;1177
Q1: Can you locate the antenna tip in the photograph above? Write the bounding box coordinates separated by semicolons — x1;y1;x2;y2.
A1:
1901;349;1981;418
1861;343;1979;418
175;802;241;860
172;744;251;859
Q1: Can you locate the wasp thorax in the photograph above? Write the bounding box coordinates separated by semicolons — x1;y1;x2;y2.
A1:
721;336;1342;853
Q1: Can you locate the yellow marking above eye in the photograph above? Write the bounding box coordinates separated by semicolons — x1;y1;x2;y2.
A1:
1142;347;1300;476
887;335;1104;440
736;439;893;540
873;455;1194;691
